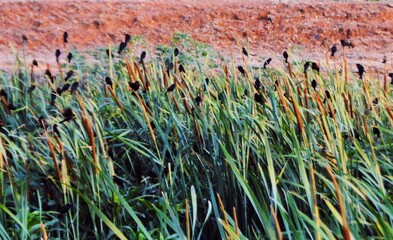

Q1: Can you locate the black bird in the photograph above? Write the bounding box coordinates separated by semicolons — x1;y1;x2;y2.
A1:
113;175;127;187
60;108;75;123
61;83;70;92
373;126;381;138
382;56;387;64
50;92;57;105
53;124;61;138
55;49;61;61
179;64;186;73
388;73;393;84
105;77;113;88
140;51;146;63
22;35;28;44
7;104;17;111
356;64;365;79
0;89;7;98
56;87;62;96
64;70;74;82
311;62;320;73
71;82;79;93
304;61;310;73
118;42;127;54
106;49;114;58
340;39;354;48
274;80;279;90
330;44;337;57
325;90;331;101
372;98;378;106
203;78;209;91
237;66;245;75
32;59;38;67
242;47;248;57
38;116;46;130
311;79;317;90
254;78;261;90
63;31;68;43
218;92;226;103
174;48;180;57
263;58;272;69
0;121;8;136
166;83;176;93
28;85;36;93
254;93;263;104
129;81;141;91
125;34;131;44
57;203;73;215
243;89;248;97
195;96;202;105
67;52;73;63
45;69;53;80
283;51;289;63
166;62;174;76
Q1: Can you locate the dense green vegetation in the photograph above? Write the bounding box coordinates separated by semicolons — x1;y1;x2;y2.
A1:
0;34;392;239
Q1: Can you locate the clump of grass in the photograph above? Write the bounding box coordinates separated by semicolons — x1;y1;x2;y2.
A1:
0;33;392;240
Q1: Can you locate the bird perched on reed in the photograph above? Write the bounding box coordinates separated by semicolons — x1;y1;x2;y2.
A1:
331;44;337;57
242;47;248;57
63;31;68;43
356;64;365;80
55;49;61;61
283;51;289;63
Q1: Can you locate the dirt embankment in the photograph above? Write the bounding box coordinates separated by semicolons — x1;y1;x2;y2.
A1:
0;0;392;73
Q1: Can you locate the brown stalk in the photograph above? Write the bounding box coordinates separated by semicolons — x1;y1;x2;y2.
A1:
297;86;303;107
217;194;229;239
288;62;294;79
342;93;349;116
40;222;48;240
76;94;99;174
0;96;10;114
46;133;61;181
348;92;353;119
208;89;217;100
141;60;151;87
134;61;149;90
343;47;348;90
107;85;124;110
57;60;64;83
162;68;169;88
277;86;288;114
185;199;190;240
125;60;136;83
314;93;326;116
291;93;304;136
270;205;283;240
55;136;75;179
233;207;239;237
325;166;351;240
304;88;311;123
181;91;191;115
362;115;369;139
385;105;393;124
82;115;99;174
327;101;336;121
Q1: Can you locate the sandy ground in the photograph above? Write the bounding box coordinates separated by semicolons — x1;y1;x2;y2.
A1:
0;0;392;73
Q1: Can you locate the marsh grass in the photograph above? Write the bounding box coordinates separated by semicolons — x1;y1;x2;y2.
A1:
0;33;392;239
